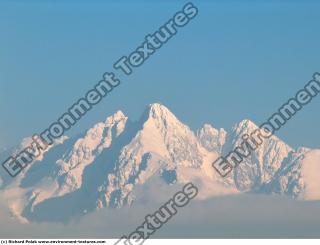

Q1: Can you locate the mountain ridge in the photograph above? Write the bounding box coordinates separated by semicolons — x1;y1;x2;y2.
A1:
0;103;318;223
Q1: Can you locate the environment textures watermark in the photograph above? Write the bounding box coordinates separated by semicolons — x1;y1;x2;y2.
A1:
213;72;320;177
2;2;199;177
115;182;198;245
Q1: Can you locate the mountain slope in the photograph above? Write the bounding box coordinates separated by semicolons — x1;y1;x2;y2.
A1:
261;148;320;200
223;119;293;192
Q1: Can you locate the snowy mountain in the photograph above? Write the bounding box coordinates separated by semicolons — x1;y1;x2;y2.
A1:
0;103;318;223
261;148;320;200
224;119;293;192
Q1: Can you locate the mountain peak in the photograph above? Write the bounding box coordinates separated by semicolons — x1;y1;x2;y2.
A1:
239;119;257;127
197;123;226;153
202;123;215;130
144;103;179;123
105;110;126;124
233;119;259;133
149;102;165;109
148;102;171;114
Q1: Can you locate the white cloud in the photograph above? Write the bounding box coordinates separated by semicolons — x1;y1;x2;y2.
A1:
1;185;320;238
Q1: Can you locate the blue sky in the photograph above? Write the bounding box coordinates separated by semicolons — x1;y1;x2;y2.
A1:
1;0;320;150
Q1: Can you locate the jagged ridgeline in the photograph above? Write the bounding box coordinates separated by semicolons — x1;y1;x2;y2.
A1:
0;103;319;223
